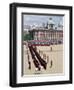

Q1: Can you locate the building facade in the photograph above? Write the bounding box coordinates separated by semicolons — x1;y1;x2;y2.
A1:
30;29;63;40
24;18;63;45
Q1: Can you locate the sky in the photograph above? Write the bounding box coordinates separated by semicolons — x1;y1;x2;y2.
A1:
23;14;64;28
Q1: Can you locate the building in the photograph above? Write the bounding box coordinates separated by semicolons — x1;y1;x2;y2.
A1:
23;18;63;44
30;29;63;40
28;18;63;45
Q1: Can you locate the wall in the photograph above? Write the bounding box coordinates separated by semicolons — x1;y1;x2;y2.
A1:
0;0;74;89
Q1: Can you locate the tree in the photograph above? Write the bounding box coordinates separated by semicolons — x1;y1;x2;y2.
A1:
23;33;33;41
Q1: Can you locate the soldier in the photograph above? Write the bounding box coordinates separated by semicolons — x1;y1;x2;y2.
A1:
50;47;52;51
50;60;53;68
28;61;31;70
27;52;31;70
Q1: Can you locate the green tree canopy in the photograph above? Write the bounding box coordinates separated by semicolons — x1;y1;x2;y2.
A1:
23;33;33;41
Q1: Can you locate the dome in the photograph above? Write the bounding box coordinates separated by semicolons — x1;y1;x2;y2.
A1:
47;18;55;29
48;18;54;25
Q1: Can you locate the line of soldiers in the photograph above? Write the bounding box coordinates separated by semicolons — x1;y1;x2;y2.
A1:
26;45;53;71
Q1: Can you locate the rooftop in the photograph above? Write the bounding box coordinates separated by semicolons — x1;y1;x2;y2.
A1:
29;28;63;32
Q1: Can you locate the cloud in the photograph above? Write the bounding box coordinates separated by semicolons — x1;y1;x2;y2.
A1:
23;14;64;27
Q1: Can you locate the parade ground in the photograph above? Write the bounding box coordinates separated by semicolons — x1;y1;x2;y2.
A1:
22;44;63;76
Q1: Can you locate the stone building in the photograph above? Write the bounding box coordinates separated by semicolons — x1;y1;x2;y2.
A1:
29;29;63;41
29;18;63;44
